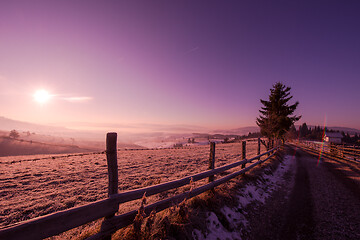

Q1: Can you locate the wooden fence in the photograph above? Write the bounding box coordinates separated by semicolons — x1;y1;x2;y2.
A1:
0;133;280;240
293;140;360;163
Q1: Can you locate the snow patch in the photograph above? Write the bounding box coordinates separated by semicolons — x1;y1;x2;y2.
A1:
221;206;248;229
237;155;294;209
192;211;243;240
192;155;295;239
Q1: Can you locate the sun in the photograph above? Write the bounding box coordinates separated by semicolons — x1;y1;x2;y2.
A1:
33;89;52;104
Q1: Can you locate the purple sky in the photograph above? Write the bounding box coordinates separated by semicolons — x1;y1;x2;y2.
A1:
1;0;360;131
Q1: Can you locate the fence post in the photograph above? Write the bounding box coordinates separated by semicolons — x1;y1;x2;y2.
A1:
106;132;119;197
101;132;119;239
257;138;261;161
242;141;246;167
330;143;335;156
208;142;215;182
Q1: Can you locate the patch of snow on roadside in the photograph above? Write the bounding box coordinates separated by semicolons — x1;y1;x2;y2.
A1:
264;154;294;185
197;212;242;240
221;206;248;229
237;154;294;208
192;155;295;239
192;229;205;240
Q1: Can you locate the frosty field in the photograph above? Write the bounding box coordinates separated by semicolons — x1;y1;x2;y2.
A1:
0;141;264;230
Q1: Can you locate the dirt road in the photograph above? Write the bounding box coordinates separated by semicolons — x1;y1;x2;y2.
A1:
247;145;360;240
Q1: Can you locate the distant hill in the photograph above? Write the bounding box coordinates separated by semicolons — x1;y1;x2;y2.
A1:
0;116;72;134
211;126;260;135
0;136;95;157
0;134;145;157
0;117;146;156
325;127;360;135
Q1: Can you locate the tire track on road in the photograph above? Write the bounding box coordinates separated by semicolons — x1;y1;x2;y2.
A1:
280;150;315;240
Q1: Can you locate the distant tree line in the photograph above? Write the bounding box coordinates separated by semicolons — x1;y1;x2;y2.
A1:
9;129;20;139
229;132;262;143
287;122;360;145
8;129;36;139
192;132;262;143
341;132;360;145
287;122;336;141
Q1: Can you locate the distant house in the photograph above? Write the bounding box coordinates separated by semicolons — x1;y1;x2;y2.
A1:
323;132;343;144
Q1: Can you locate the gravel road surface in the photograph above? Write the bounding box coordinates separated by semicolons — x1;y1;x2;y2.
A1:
247;145;360;240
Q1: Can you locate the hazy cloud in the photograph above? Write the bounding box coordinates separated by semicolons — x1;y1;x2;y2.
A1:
63;97;93;102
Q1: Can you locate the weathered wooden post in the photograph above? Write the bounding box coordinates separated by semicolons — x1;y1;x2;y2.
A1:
101;132;119;239
257;138;261;161
330;143;335;156
106;132;118;197
208;142;215;182
242;141;246;168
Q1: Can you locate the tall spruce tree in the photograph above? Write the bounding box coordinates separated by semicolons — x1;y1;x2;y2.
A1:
300;122;309;138
256;82;301;142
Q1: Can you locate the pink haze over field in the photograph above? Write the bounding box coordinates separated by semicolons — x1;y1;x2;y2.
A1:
1;0;360;131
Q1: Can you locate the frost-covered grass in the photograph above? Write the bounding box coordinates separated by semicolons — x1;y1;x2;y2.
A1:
0;141;264;232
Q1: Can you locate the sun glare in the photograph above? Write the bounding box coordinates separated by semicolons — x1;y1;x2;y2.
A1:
34;89;51;104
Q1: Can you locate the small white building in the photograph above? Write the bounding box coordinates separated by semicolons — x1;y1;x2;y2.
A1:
323;132;343;144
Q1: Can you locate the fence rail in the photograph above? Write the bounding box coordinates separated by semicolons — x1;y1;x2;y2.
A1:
293;140;360;163
0;133;280;240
